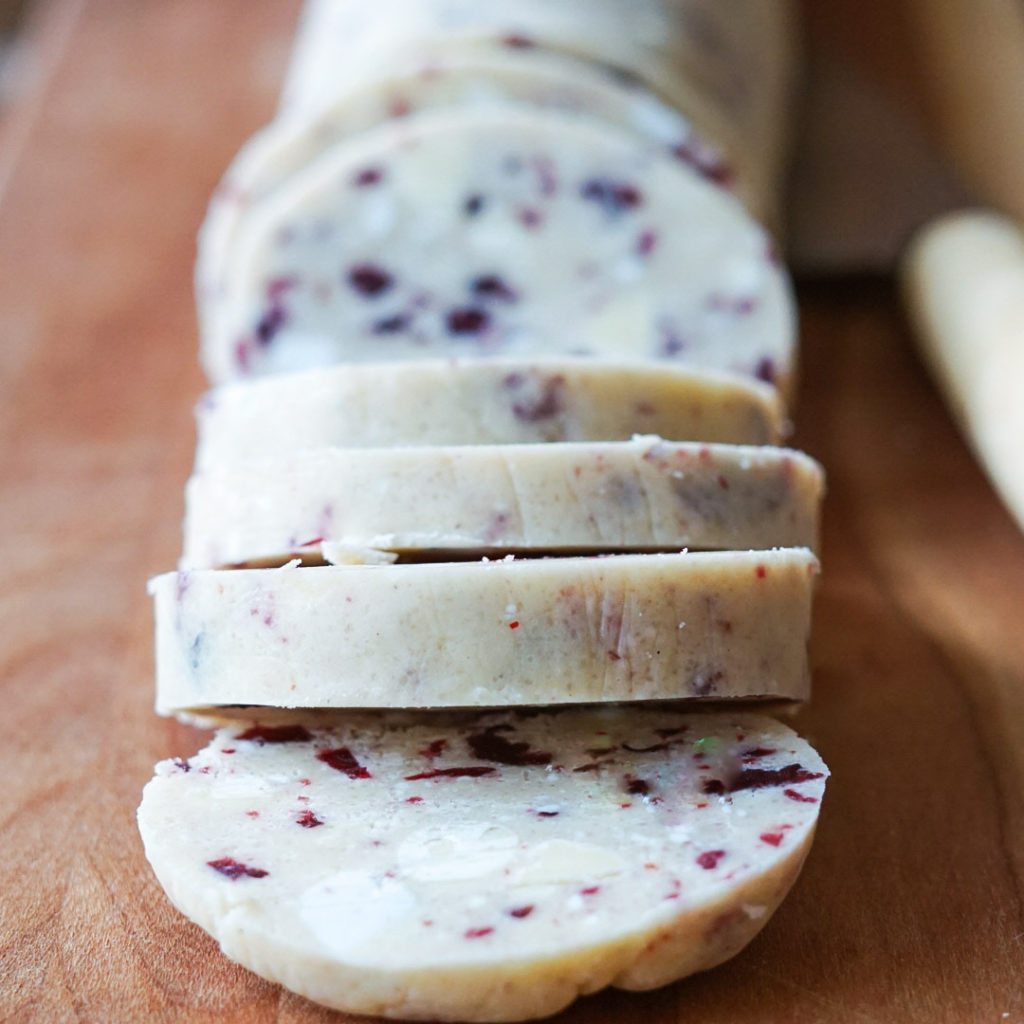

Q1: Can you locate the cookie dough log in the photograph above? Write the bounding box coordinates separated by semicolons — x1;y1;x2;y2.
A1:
901;209;1024;533
138;708;828;1022
151;549;817;715
198;46;741;347
194;359;785;470
278;0;797;226
181;438;824;568
205;108;794;392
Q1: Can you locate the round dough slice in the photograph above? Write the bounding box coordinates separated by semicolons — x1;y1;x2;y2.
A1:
194;358;785;470
149;549;818;715
181;437;824;568
138;707;828;1021
207;107;794;391
199;44;743;348
279;0;797;222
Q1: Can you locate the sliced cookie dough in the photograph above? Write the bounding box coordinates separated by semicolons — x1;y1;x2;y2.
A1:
138;706;827;1022
194;359;784;470
150;549;818;715
279;0;797;226
182;438;824;568
206;107;793;390
199;44;743;347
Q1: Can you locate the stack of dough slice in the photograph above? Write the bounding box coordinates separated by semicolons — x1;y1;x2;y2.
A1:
140;3;829;1020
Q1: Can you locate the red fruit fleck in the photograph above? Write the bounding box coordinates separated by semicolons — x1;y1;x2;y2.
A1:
446;306;490;335
171;757;191;772
246;810;259;818
468;725;551;766
518;206;543;228
742;747;777;759
404;766;495;781
353;166;383;187
754;358;777;385
236;725;313;744
624;776;651;796
297;809;324;828
760;832;784;847
581;886;600;896
508;905;534;918
508;620;520;630
580;178;643;214
607;650;622;661
348;263;394;297
755;565;767;579
672;141;734;187
317;747;371;779
696;850;726;870
221;748;236;755
734;765;823;792
636;230;658;256
406;796;423;804
419;739;448;759
255;304;286;346
509;374;565;423
208;857;268;880
785;788;819;803
372;313;410;334
465;926;494;939
472;274;518;302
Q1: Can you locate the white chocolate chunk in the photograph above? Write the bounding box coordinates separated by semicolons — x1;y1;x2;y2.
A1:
137;708;827;1021
194;358;784;470
198;44;745;349
208;107;794;391
181;437;824;568
901;209;1024;533
149;549;818;715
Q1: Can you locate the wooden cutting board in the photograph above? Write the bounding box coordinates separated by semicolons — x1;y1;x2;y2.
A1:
1;1;1022;1021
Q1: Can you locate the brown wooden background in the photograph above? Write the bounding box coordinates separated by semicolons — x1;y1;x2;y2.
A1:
1;2;1022;1021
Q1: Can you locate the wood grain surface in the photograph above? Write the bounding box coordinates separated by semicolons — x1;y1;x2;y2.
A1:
1;2;1022;1021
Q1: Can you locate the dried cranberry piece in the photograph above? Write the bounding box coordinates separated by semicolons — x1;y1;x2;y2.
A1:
404;766;495;781
207;857;268;880
508;905;534;918
254;304;286;346
352;166;383;187
467;725;551;766
296;809;324;828
471;274;518;302
347;263;394;297
446;306;490;335
696;850;725;870
580;177;643;214
317;746;371;779
372;313;409;334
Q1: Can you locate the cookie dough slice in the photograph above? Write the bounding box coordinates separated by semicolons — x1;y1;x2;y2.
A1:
182;438;823;568
199;45;742;347
138;707;828;1022
279;0;797;225
206;107;793;391
150;549;817;715
194;359;784;470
